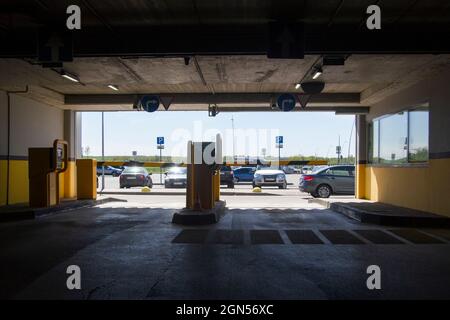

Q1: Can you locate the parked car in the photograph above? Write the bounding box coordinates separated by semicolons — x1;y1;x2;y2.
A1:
299;165;355;198
97;165;122;177
253;167;287;189
293;167;303;173
220;166;235;188
281;166;295;174
233;167;255;182
164;167;187;188
119;166;153;188
301;165;313;174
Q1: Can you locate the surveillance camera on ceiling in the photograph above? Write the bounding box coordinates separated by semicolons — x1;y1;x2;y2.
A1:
301;81;325;95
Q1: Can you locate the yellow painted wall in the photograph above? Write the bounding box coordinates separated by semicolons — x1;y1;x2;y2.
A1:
356;164;366;199
8;160;29;205
61;161;77;199
0;159;77;206
364;159;450;216
0;160;7;206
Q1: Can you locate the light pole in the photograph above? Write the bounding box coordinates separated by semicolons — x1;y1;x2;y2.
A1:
348;118;355;163
101;112;105;193
278;145;281;170
231;115;235;161
336;135;342;164
159;146;162;184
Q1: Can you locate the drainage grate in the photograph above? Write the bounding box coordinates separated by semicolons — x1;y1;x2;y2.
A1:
354;229;404;244
250;230;284;244
210;229;244;245
285;230;324;244
388;229;445;244
172;229;210;244
319;230;365;244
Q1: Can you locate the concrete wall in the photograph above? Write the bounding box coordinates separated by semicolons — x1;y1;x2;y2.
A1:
362;71;450;216
0;92;7;206
0;91;76;205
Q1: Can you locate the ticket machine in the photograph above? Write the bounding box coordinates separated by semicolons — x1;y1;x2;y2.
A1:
28;139;68;207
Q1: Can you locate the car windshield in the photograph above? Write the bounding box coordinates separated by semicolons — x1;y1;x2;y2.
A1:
123;167;147;174
168;167;187;174
259;166;280;171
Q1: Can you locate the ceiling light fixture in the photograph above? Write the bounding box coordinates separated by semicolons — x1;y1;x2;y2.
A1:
108;84;119;91
60;70;80;83
312;67;323;80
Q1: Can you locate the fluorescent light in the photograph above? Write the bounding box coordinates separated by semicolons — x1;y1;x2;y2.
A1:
312;67;322;80
295;83;301;89
60;70;79;82
108;84;119;91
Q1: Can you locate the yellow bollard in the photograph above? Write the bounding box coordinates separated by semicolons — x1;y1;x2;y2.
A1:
252;187;262;193
141;186;151;193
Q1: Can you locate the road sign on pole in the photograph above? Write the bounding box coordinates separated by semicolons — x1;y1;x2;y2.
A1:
275;136;284;148
157;137;165;184
276;136;283;169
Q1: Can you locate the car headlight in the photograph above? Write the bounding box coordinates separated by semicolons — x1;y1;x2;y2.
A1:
277;174;285;180
254;174;262;180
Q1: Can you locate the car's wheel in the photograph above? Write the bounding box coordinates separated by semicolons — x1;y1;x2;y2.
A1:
120;185;124;189
228;183;234;189
316;184;332;198
278;182;287;189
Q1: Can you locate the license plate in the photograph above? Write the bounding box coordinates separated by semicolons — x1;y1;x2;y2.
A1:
127;177;136;180
265;178;275;182
174;182;182;185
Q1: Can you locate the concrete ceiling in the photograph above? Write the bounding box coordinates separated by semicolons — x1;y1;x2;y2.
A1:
1;54;450;111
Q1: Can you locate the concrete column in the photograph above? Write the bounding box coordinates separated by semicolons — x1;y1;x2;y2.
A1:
62;110;77;199
355;114;367;199
75;112;82;159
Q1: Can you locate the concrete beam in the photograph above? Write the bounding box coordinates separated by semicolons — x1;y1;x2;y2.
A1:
65;92;361;106
3;26;450;58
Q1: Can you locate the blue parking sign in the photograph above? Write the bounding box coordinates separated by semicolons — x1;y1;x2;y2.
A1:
157;137;164;145
276;136;283;144
276;93;296;112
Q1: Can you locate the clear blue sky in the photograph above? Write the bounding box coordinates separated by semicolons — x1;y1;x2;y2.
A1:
81;111;355;159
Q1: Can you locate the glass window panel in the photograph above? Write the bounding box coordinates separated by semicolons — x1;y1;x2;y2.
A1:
326;168;350;176
408;109;429;162
369;120;380;163
379;112;408;164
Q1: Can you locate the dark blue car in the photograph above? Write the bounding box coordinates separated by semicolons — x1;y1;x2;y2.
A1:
233;167;256;182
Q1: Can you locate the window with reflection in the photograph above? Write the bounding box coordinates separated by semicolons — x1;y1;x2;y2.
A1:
369;105;429;164
408;109;429;162
379;112;408;164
